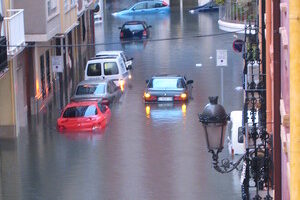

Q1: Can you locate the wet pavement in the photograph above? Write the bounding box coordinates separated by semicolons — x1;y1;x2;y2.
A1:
0;1;245;199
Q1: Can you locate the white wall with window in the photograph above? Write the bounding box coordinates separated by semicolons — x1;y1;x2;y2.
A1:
64;0;69;12
47;0;59;19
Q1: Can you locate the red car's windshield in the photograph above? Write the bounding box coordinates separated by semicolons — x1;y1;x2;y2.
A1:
63;105;98;118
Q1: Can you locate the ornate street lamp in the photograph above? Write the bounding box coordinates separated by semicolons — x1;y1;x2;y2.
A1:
198;96;228;152
198;96;245;174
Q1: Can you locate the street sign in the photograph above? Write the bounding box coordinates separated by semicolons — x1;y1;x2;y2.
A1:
52;56;63;73
216;49;227;66
233;39;244;53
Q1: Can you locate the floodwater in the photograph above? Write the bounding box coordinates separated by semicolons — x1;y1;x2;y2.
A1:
0;1;245;199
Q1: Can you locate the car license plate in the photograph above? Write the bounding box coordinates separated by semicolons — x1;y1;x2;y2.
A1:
158;97;173;101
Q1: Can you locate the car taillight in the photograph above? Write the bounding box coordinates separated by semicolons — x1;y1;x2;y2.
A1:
143;30;147;37
120;31;124;38
57;125;65;131
174;93;187;101
180;93;187;99
144;92;157;101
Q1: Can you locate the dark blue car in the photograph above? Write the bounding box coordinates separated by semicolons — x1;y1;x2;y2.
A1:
119;21;152;39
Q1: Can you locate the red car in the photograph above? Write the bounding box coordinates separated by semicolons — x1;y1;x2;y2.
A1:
57;100;111;132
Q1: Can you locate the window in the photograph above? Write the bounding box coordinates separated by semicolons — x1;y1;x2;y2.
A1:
87;63;101;76
149;78;185;89
155;3;165;8
70;0;76;6
133;2;147;10
76;84;106;95
98;103;107;114
107;82;115;94
64;0;69;12
40;55;46;99
123;24;144;31
47;0;57;18
46;50;51;92
120;61;126;74
104;62;119;75
63;105;98;118
147;2;156;9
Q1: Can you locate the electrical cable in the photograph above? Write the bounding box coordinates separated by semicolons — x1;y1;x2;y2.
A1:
0;28;244;48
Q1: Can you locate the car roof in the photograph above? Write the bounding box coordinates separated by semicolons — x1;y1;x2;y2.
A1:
66;100;99;108
124;21;146;25
96;51;123;56
134;1;165;4
76;79;109;86
151;74;183;79
88;56;120;61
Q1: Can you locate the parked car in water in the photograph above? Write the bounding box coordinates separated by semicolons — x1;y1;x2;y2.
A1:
143;75;194;103
189;1;219;13
57;100;111;132
119;21;152;39
112;1;170;16
96;50;133;70
71;79;122;106
84;55;129;90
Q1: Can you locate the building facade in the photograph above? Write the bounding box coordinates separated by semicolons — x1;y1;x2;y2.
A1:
0;0;96;136
0;0;26;137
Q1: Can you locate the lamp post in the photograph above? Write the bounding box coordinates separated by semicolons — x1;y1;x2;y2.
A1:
198;96;246;173
198;23;273;200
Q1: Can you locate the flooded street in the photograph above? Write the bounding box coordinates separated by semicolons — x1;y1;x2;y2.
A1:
0;1;244;199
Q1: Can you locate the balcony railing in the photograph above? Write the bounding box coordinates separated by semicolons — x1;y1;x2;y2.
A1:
4;9;25;56
219;0;257;24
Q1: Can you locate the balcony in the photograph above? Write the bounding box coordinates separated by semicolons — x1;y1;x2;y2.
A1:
77;0;94;17
218;0;257;32
84;0;94;8
4;9;25;56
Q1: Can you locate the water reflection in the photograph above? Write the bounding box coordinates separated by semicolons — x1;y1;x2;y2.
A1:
145;103;187;123
121;39;148;51
61;132;105;141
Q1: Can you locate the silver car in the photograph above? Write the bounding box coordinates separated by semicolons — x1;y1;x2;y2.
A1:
143;75;194;103
71;79;122;106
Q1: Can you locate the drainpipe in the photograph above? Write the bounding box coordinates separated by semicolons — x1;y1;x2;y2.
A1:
273;0;281;198
265;0;272;134
290;1;300;199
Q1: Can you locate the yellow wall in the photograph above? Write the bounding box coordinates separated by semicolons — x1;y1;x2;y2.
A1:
0;66;15;126
60;0;78;34
289;1;300;199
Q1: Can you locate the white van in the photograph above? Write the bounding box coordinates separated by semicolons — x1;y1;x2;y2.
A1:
227;111;245;155
96;51;133;70
227;110;259;155
84;56;129;88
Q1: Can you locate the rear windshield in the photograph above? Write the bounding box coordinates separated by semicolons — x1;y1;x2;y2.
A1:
104;62;119;75
76;84;105;95
148;78;186;89
123;24;144;31
87;63;101;76
63;105;98;118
